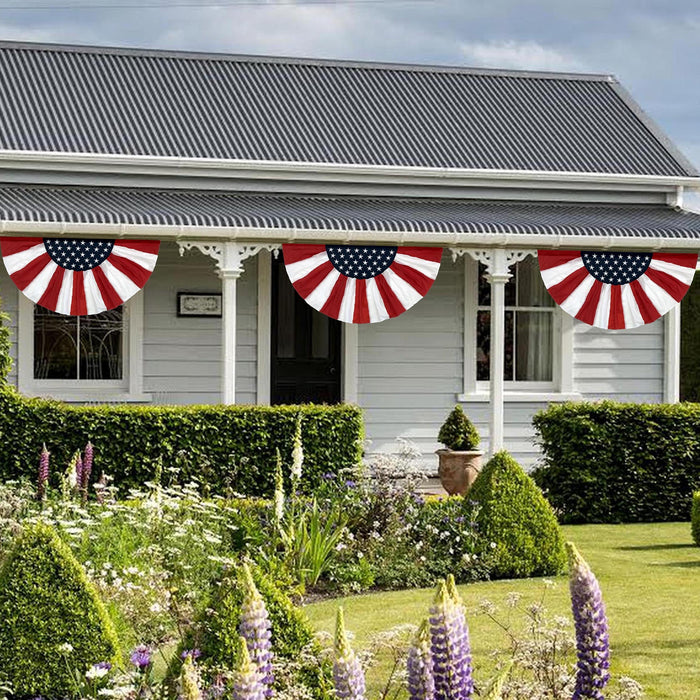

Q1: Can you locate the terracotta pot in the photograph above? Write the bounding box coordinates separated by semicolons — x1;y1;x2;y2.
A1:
435;449;484;496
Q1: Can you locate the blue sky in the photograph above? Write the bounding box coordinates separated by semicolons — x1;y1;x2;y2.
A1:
1;0;699;190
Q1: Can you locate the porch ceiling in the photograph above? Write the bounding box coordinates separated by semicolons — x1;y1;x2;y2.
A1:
1;186;700;247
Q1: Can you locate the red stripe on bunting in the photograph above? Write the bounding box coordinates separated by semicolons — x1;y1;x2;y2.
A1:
375;274;406;318
644;266;690;302
546;265;589;305
114;240;161;255
390;261;435;296
71;272;87;316
37;266;65;311
292;261;334;298
0;237;42;257
92;266;123;310
575;280;603;325
630;280;660;324
608;285;625;330
353;279;370;324
652;253;698;268
10;253;52;290
108;253;154;287
282;245;327;265
537;250;582;271
320;274;348;319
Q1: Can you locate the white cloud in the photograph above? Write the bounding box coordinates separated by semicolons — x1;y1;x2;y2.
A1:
459;39;589;73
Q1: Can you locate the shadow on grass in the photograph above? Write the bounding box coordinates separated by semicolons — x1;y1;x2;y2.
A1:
654;560;700;568
617;544;697;552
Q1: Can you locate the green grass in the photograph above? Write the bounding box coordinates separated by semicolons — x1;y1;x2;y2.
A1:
304;522;700;700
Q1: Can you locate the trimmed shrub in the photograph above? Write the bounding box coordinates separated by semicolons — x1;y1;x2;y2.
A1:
0;299;10;384
438;405;480;451
0;523;120;697
692;492;700;546
0;387;364;496
468;451;567;579
532;401;700;523
183;566;331;697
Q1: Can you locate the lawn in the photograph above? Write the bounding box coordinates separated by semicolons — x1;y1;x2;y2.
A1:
305;522;700;700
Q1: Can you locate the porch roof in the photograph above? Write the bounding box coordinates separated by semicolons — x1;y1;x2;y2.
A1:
2;186;700;249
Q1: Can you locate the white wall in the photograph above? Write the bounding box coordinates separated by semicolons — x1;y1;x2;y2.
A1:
142;242;257;405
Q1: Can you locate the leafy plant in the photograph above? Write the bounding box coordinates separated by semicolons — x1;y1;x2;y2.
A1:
468;451;567;578
0;299;10;384
0;387;364;497
0;522;120;698
437;405;480;451
533;401;700;523
691;491;700;546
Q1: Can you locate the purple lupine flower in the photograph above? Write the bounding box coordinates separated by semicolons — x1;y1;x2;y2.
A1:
233;638;266;700
181;648;202;662
130;644;152;671
567;543;610;700
239;564;274;697
333;608;366;700
407;620;435;700
37;444;50;502
429;579;473;700
82;441;94;492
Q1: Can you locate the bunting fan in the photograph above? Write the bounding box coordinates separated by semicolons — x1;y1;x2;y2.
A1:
283;244;442;323
538;249;697;329
1;237;160;315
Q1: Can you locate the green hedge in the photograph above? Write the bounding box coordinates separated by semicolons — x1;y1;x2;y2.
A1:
0;387;364;497
532;401;700;523
0;299;11;384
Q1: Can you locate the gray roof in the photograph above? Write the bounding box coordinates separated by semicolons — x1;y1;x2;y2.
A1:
0;41;694;177
2;186;700;239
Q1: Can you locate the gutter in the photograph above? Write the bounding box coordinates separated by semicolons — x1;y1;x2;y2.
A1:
0;150;698;191
2;219;699;252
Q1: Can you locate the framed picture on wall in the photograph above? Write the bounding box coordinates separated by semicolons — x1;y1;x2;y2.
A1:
177;292;222;318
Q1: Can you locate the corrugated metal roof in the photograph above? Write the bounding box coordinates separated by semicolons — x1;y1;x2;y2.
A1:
1;186;700;239
0;41;694;177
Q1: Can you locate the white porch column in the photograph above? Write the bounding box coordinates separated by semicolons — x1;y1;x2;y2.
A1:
486;249;511;453
179;241;280;405
449;247;533;456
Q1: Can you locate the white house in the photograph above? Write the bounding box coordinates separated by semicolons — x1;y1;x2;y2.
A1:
0;41;700;467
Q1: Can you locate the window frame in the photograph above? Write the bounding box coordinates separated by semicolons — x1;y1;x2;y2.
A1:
460;254;577;402
17;292;149;403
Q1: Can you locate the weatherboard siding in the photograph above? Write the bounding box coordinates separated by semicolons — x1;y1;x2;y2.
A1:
142;242;257;406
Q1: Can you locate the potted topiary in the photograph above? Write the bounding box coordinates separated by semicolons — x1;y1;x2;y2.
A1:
436;405;484;495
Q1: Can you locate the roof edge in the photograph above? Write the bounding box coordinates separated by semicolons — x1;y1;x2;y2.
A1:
0;149;696;189
0;39;615;82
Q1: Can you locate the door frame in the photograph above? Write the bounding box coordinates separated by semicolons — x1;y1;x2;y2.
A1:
256;250;358;405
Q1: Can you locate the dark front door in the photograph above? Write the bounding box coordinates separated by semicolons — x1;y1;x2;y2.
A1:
271;255;342;404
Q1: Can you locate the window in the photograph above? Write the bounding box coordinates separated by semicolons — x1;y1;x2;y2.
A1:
462;254;575;399
17;293;147;401
476;257;555;382
34;306;123;381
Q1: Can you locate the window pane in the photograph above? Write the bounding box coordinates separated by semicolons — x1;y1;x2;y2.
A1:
476;310;515;381
516;257;553;307
34;307;78;379
311;313;330;359
277;263;295;358
478;263;517;306
515;311;553;381
79;308;123;380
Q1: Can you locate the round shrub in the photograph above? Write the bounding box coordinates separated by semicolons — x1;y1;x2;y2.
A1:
0;523;121;697
468;450;566;579
438;405;480;451
692;491;700;546
183;566;331;698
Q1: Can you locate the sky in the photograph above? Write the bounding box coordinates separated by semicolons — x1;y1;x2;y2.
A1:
0;0;699;204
